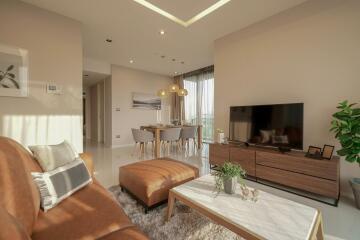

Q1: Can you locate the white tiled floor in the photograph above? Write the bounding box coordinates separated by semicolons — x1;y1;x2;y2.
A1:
85;140;359;240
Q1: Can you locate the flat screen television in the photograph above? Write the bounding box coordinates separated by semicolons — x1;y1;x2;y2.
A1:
229;103;304;150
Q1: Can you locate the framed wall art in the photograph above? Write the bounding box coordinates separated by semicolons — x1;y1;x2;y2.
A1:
0;43;29;97
132;92;161;110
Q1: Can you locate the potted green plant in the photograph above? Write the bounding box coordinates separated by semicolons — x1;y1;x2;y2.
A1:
330;100;360;208
213;162;246;194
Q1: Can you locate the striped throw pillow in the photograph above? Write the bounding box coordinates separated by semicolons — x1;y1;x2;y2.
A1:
31;159;92;212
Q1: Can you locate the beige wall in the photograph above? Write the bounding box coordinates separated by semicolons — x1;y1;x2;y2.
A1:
111;65;172;146
0;0;83;151
104;76;112;147
85;87;92;140
214;0;360;197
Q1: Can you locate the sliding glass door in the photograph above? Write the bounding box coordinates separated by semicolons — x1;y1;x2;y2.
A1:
184;70;214;141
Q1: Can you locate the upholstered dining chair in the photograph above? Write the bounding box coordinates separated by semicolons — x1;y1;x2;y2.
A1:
180;126;197;150
160;128;182;154
131;128;154;155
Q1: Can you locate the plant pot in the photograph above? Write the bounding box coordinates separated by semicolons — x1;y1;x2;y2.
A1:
350;178;360;209
223;177;237;194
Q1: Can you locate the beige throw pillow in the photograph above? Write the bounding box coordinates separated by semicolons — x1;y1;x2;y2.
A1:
29;140;78;172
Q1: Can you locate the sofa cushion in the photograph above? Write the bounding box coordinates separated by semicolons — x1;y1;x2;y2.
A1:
99;227;149;240
0;137;42;235
0;206;31;240
32;159;92;212
29;140;78;171
31;181;135;240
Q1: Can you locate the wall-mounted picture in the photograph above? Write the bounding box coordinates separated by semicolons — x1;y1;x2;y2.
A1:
322;144;335;160
132;92;161;110
0;43;28;97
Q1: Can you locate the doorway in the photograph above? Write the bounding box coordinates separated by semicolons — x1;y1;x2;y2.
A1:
83;71;109;143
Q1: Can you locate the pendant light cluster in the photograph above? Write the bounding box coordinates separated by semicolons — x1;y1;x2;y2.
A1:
157;83;188;98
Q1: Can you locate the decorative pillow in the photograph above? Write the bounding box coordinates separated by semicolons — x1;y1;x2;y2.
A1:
272;135;289;144
29;140;78;171
31;159;92;212
260;130;275;143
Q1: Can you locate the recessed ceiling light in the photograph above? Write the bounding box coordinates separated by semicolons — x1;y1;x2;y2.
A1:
106;38;112;43
159;30;165;35
130;60;134;63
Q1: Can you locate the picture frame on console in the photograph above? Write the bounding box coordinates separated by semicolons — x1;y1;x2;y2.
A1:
306;146;323;159
322;145;335;160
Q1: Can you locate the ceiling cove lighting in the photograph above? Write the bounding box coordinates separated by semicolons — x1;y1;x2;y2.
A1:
133;0;231;27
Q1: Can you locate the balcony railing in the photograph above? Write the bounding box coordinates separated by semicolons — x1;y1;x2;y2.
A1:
186;114;214;141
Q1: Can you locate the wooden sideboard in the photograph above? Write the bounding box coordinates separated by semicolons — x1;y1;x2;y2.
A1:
209;143;340;205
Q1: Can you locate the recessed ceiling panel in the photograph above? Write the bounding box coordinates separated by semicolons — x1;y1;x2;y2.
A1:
21;0;310;76
148;0;219;20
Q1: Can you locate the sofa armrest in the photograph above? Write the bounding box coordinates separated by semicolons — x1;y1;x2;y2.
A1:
80;152;94;177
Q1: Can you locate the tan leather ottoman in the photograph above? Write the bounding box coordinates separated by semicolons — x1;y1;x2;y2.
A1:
119;158;199;212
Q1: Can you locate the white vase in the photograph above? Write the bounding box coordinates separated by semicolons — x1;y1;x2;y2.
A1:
217;132;225;143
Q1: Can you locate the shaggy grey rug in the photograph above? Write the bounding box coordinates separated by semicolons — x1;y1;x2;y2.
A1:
110;186;243;240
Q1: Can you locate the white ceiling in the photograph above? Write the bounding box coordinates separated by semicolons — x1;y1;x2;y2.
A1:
22;0;308;76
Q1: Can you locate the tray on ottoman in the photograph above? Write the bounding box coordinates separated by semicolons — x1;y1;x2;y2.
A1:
119;158;199;212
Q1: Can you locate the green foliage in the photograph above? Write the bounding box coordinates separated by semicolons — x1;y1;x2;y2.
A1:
330;100;360;164
212;162;246;193
0;64;19;89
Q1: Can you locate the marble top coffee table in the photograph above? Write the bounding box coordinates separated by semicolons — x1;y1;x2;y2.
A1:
166;174;324;240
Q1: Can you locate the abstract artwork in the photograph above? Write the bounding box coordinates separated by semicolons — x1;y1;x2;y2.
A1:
132;92;161;110
0;43;28;97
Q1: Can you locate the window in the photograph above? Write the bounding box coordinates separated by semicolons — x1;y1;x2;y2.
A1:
184;70;214;141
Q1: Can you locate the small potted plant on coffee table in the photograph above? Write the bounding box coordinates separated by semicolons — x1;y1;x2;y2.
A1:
331;100;360;208
213;162;246;194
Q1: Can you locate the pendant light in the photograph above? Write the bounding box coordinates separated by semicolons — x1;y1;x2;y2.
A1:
168;83;180;93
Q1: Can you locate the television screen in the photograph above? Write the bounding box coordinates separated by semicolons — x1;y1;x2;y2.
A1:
229;103;303;150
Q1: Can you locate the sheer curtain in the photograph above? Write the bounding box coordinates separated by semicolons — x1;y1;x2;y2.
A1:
184;69;214;141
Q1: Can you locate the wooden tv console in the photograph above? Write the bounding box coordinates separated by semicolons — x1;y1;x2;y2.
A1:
209;143;340;205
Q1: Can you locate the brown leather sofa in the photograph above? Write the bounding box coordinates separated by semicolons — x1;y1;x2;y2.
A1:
0;137;148;240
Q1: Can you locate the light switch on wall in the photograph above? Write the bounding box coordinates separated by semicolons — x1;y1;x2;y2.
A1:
46;83;63;94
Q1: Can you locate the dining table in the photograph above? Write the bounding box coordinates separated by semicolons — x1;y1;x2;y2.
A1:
140;124;202;158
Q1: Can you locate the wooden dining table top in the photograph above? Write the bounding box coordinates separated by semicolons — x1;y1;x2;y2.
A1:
141;124;201;130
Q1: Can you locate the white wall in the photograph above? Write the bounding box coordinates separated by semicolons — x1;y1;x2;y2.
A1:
85;87;92;140
104;76;112;147
0;0;83;152
111;65;172;147
214;0;360;197
83;58;111;75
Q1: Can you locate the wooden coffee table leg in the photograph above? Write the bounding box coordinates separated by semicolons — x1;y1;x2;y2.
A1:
316;213;324;240
166;191;175;221
310;212;324;240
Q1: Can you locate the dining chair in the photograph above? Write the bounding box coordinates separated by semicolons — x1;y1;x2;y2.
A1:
180;126;197;150
160;128;181;154
131;128;154;155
